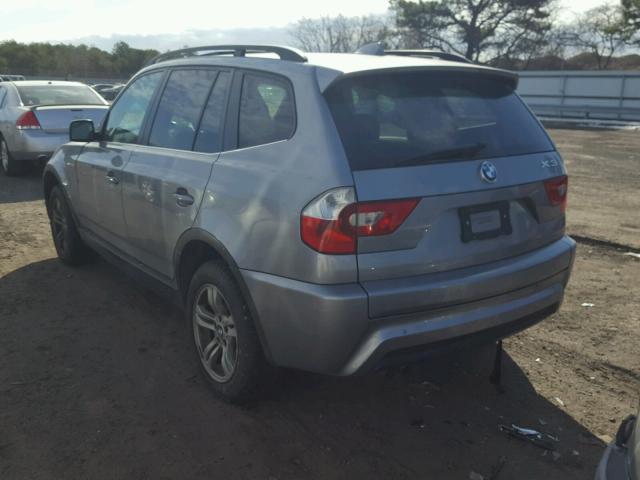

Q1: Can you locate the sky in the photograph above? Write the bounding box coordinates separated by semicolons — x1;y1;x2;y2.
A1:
1;0;612;50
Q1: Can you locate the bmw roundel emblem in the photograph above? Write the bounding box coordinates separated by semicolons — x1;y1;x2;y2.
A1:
479;161;497;183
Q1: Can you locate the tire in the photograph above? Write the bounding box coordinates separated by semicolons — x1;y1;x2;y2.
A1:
0;136;23;176
187;261;268;403
47;185;90;266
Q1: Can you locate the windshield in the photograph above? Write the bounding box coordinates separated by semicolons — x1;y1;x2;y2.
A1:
324;71;554;170
16;84;104;106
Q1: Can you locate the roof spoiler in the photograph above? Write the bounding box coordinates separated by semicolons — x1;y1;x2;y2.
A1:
353;43;518;89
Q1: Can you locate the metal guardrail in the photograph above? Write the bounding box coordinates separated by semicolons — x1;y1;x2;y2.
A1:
517;71;640;122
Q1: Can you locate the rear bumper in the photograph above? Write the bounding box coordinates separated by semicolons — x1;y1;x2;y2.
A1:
242;235;576;375
9;130;66;161
362;236;575;318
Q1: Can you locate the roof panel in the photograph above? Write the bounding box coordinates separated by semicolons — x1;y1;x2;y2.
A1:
137;50;518;92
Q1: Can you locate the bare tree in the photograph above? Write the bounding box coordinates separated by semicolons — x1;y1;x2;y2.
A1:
290;14;392;53
561;4;631;69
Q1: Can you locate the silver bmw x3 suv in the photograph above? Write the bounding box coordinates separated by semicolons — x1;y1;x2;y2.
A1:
43;45;575;401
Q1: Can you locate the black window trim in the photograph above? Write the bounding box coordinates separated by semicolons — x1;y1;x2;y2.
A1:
97;65;296;153
229;68;297;152
99;68;168;145
193;70;234;154
138;65;233;155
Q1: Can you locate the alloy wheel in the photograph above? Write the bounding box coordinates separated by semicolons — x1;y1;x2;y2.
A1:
193;284;238;382
1;140;8;172
50;195;68;254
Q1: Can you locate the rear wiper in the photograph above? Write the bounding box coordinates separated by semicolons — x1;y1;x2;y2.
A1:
395;143;487;167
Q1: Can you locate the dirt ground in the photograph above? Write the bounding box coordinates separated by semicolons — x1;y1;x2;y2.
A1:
0;128;639;480
556;128;640;250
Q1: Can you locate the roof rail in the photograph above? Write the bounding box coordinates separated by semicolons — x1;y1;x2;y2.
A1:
354;43;471;64
146;45;308;66
384;49;472;64
355;42;385;56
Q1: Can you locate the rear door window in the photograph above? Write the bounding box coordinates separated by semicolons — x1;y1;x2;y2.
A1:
148;69;219;151
324;71;553;171
238;73;295;148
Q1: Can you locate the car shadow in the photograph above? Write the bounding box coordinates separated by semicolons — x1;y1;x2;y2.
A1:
0;164;44;204
0;257;604;480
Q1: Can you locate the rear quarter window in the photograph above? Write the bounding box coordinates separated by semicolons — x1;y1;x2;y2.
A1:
324;71;553;171
238;73;295;149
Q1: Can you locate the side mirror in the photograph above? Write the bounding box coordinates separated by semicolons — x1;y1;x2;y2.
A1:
69;119;96;142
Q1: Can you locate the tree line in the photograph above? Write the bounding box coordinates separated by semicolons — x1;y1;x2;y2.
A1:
1;0;639;77
291;0;640;70
0;41;158;79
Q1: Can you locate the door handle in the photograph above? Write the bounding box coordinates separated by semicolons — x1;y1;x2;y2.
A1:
106;171;119;185
173;188;194;207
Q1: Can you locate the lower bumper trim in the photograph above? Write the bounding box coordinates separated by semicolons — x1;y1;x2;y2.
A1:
373;303;558;372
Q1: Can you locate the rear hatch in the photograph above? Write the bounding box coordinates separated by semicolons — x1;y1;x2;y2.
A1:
324;69;568;316
16;83;108;133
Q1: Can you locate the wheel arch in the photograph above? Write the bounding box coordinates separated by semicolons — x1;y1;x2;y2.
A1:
42;165;85;235
43;166;61;206
174;228;274;364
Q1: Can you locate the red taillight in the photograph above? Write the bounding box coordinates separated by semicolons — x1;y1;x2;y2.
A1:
301;215;357;254
544;175;568;213
16;111;41;130
301;187;419;254
301;188;357;254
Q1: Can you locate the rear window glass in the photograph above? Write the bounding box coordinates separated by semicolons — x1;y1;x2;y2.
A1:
16;85;104;106
238;73;295;149
324;71;553;170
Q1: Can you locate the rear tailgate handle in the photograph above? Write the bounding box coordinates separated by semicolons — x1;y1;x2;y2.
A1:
173;188;194;207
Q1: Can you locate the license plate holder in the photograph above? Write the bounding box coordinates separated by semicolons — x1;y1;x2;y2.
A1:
458;201;512;243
